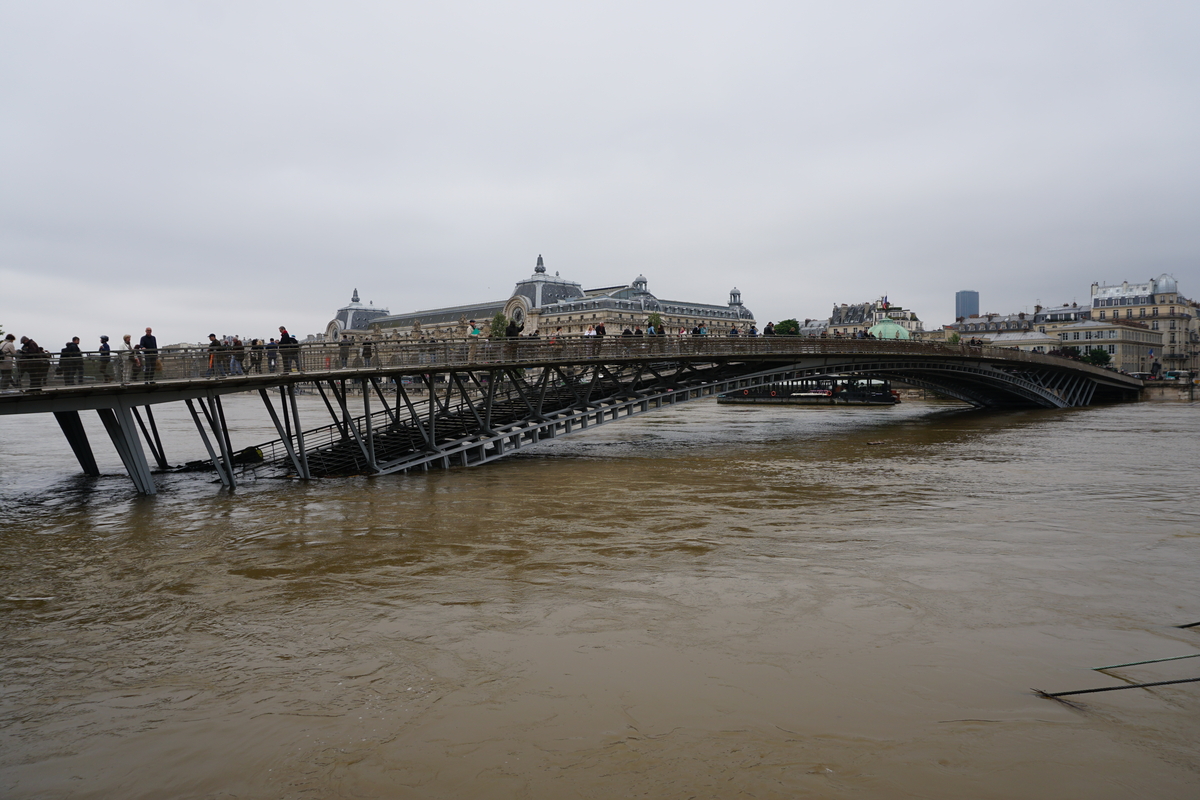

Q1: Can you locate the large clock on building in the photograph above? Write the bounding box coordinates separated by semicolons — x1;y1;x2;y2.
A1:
511;306;525;327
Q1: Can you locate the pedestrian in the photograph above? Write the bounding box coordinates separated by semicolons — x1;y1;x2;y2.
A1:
120;334;139;382
207;334;226;377
467;320;481;361
138;327;158;382
278;327;301;372
361;338;374;367
266;338;279;372
339;336;351;368
18;336;51;391
250;339;264;373
60;337;83;385
98;335;113;382
764;322;775;336
229;337;245;375
0;333;16;391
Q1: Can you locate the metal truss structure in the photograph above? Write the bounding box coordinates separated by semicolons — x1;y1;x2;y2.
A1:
1;338;1143;493
243;352;1134;483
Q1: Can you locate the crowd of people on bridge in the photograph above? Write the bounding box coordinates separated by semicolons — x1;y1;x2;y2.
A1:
1;328;162;392
0;326;307;393
0;317;908;394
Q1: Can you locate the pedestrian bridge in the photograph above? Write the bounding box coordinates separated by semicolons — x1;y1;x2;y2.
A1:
0;337;1142;494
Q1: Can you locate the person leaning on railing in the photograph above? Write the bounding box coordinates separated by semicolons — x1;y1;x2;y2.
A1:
1;333;17;391
18;336;51;391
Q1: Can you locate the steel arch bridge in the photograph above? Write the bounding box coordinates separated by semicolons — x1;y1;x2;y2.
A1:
0;337;1142;493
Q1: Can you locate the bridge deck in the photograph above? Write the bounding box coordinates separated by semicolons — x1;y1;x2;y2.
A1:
0;337;1141;414
0;337;1143;495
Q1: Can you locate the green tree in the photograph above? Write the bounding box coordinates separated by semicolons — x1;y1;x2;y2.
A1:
1060;345;1081;359
489;312;508;339
647;312;663;332
774;318;800;336
946;332;961;345
1083;347;1112;367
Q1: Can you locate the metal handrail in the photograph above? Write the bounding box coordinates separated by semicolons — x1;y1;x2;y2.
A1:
2;335;1143;392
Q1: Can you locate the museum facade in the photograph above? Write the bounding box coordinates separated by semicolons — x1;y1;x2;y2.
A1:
325;255;756;340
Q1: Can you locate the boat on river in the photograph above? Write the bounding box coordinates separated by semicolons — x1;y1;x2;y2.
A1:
718;377;900;406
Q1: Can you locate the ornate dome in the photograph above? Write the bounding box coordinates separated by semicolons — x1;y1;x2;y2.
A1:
868;318;911;340
1154;273;1178;293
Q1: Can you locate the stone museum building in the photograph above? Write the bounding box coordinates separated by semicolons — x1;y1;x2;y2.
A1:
325;255;755;340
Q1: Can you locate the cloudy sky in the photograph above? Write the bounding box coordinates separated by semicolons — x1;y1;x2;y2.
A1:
2;1;1197;346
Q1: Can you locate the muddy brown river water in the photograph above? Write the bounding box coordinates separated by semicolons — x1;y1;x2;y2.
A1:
1;396;1198;799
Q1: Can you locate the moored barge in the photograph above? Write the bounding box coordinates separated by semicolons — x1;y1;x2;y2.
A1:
718;377;900;406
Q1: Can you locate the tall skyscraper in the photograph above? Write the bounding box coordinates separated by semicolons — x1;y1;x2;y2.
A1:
955;290;979;320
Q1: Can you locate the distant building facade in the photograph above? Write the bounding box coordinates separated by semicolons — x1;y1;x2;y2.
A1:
977;330;1059;353
1090;274;1197;371
950;311;1036;336
331;255;755;341
1056;319;1163;374
323;289;391;341
948;303;1090;338
825;298;924;338
955;290;979;321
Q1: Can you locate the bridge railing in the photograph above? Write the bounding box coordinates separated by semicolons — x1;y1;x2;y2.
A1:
2;335;1126;392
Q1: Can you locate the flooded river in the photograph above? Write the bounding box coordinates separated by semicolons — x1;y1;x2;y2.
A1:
1;396;1198;798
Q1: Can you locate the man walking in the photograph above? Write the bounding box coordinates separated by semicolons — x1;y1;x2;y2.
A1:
138;327;158;383
206;334;226;377
98;335;112;382
278;327;301;372
60;337;83;385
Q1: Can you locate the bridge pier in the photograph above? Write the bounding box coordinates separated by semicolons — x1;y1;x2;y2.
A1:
132;405;169;470
259;388;309;479
97;404;157;495
53;410;100;477
185;396;236;489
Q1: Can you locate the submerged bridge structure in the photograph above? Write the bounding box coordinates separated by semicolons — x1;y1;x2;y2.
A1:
0;337;1142;494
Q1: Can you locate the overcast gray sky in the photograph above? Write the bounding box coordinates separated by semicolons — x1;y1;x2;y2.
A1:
2;0;1198;346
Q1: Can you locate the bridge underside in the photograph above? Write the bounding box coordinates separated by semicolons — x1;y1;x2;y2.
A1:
4;344;1138;492
236;354;1137;481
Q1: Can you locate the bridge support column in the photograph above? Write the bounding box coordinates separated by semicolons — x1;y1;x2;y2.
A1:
184;396;236;489
327;379;373;472
132;405;169;470
185;398;231;488
287;385;311;479
361;378;377;472
54;410;100;477
260;388;308;479
97;404;156;495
